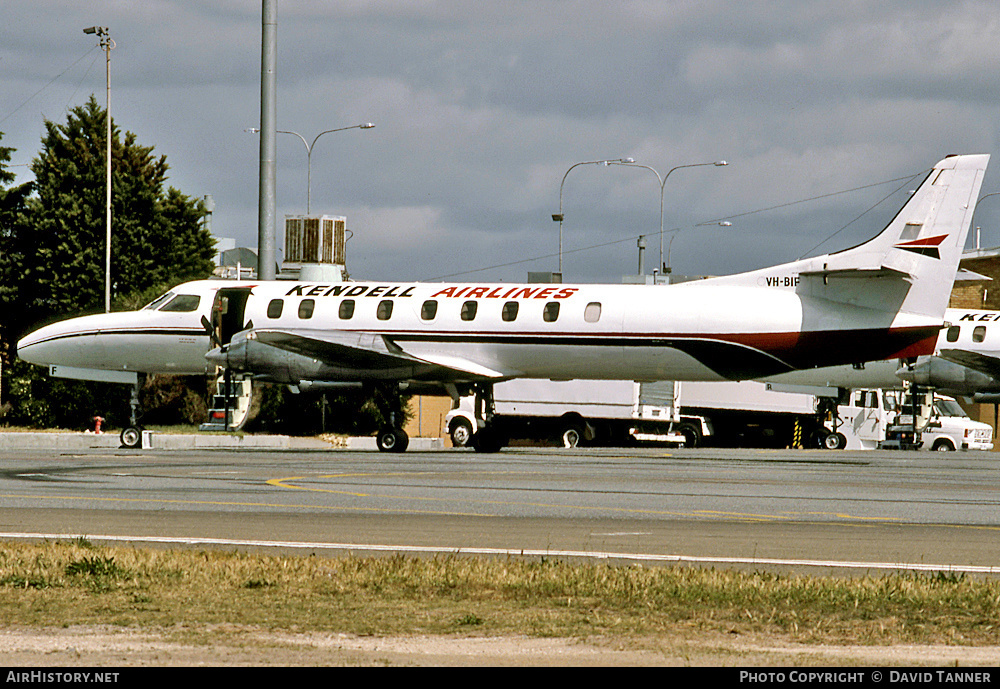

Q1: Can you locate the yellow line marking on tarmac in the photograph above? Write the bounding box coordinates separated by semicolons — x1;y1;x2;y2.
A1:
264;473;932;524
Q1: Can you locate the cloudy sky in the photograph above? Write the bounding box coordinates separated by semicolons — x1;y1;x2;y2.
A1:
3;1;999;284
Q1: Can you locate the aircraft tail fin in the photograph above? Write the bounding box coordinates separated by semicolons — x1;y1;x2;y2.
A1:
711;154;990;320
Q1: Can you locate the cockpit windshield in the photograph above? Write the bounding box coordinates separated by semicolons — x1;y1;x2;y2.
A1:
140;292;201;312
159;295;201;312
142;292;174;310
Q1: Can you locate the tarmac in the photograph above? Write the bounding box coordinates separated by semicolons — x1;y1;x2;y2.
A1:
0;430;446;451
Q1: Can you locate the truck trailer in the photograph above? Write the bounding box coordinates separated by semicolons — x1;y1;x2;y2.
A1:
444;378;831;449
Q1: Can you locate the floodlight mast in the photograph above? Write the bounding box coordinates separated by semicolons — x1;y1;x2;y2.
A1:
83;26;114;312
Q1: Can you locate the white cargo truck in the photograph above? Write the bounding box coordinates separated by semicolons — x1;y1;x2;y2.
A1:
444;378;831;449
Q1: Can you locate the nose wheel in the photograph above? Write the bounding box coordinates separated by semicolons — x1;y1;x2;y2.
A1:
120;426;142;449
120;378;145;449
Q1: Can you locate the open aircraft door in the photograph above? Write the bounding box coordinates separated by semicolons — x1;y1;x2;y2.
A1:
211;287;253;345
203;286;256;433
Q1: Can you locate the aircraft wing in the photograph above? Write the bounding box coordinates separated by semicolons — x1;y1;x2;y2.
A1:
938;349;1000;380
251;328;508;379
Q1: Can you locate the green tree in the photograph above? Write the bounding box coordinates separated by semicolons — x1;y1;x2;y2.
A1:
0;97;216;428
0;132;34;361
7;96;215;338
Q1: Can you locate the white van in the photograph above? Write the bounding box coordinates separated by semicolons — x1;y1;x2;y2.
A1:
836;389;993;451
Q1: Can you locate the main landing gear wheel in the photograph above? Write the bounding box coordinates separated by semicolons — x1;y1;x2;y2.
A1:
376;427;409;453
120;426;142;449
471;428;505;453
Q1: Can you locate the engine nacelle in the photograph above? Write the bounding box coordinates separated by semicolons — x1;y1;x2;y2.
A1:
206;332;313;384
896;355;1000;395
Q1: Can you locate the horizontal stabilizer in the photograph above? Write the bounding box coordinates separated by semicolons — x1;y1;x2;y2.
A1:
798;266;912;282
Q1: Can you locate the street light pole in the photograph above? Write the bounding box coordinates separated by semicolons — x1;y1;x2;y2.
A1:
611;160;727;274
84;26;113;312
552;158;635;275
972;192;1000;250
278;124;375;214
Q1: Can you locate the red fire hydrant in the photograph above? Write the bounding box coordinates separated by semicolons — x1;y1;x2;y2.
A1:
92;415;104;435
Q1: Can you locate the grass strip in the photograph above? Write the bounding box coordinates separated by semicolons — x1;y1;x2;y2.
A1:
0;539;997;646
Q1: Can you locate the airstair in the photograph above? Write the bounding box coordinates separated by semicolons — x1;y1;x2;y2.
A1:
199;373;254;432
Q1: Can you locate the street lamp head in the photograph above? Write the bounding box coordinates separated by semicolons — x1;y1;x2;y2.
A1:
360;123;375;129
714;160;728;166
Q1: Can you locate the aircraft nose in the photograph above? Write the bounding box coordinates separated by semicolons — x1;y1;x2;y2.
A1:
16;314;113;369
17;326;66;367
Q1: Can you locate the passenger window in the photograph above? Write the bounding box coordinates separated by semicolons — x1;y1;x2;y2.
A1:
461;300;478;321
543;302;560;322
584;302;601;323
946;325;960;342
973;325;986;343
421;300;438;321
159;295;201;312
502;301;519;322
267;299;283;319
339;299;355;320
298;299;315;319
377;300;393;320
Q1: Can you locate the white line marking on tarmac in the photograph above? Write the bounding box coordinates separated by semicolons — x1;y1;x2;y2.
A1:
1;532;997;574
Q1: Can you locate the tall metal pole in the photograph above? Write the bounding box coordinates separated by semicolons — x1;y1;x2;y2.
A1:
257;0;277;280
84;26;113;312
103;34;112;311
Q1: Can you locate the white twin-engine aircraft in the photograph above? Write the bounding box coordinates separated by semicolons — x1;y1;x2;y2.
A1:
16;154;990;451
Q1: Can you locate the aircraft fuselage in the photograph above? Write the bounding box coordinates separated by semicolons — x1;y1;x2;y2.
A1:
17;278;940;386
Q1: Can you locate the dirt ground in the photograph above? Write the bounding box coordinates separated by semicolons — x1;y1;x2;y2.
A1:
0;626;998;666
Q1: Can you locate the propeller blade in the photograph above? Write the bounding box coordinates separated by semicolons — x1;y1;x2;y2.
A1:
201;315;222;348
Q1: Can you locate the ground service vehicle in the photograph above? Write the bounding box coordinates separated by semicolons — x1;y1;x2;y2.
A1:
444;378;832;449
864;389;994;451
445;380;994;451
